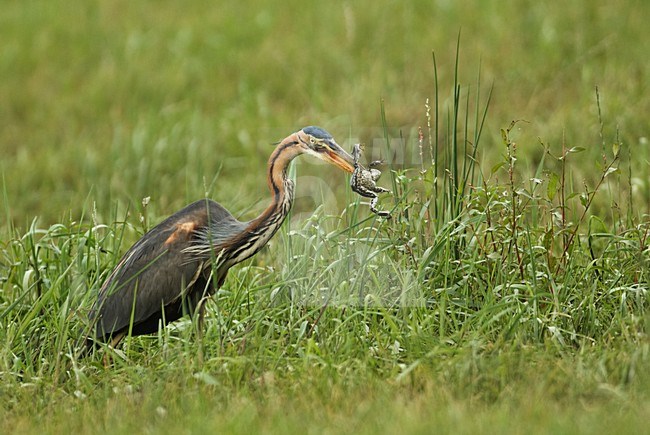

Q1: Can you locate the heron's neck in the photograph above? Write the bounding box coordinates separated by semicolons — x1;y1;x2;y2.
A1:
225;140;299;265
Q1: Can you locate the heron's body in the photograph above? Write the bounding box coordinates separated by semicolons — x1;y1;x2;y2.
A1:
94;200;236;341
89;126;354;348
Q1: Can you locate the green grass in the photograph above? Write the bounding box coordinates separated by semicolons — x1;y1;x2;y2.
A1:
1;1;649;434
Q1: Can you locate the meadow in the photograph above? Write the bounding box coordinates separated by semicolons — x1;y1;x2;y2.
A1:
1;1;649;433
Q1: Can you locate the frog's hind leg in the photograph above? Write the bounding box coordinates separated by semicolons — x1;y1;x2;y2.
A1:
369;197;391;218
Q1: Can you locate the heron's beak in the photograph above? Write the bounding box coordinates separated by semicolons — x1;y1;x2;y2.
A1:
324;141;355;173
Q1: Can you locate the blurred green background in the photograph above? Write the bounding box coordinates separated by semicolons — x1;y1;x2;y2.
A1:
1;0;648;228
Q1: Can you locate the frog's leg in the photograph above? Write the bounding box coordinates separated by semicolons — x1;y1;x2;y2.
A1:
369;197;391;218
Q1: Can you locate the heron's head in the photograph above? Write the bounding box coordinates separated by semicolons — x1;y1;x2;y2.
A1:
294;126;355;173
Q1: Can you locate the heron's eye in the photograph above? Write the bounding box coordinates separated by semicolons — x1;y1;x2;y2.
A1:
310;138;326;150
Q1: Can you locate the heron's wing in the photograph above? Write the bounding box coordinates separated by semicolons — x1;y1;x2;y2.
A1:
92;199;243;339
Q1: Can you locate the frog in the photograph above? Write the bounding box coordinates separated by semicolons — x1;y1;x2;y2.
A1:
350;143;391;218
